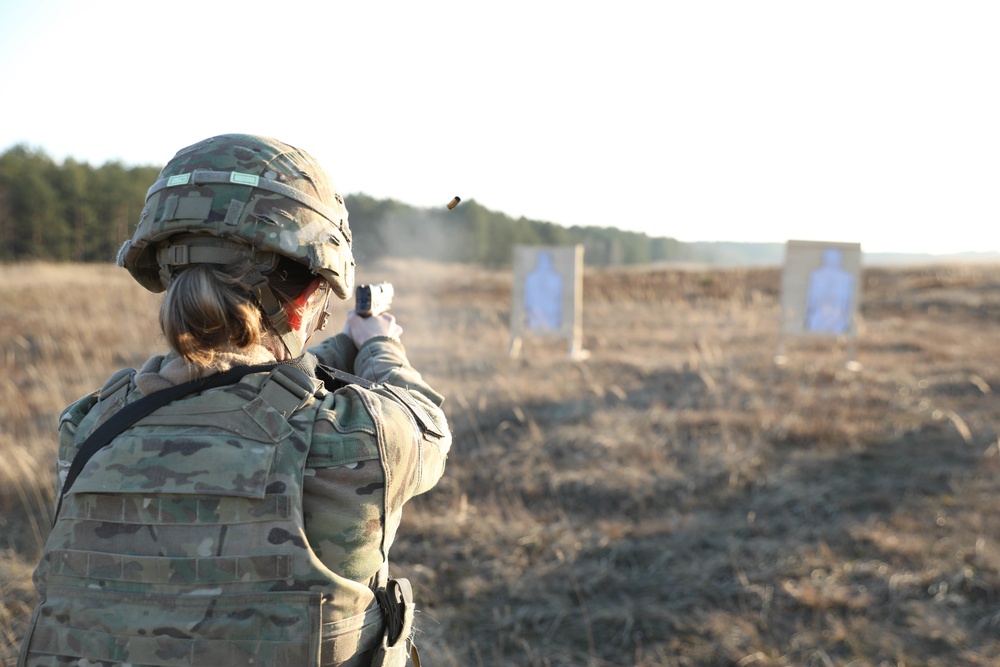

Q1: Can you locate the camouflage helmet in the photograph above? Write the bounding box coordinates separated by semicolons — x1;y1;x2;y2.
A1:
118;133;355;300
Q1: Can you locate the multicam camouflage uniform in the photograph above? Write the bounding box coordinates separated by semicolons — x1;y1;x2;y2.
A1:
17;135;451;667
19;333;449;667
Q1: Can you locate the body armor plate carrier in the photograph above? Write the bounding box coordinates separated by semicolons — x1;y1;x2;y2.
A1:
20;363;414;667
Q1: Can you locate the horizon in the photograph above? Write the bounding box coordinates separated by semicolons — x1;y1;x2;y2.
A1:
2;139;997;262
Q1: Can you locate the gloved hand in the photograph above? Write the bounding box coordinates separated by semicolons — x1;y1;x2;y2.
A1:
342;310;404;348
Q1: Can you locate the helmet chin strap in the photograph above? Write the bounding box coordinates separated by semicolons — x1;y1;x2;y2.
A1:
244;266;304;359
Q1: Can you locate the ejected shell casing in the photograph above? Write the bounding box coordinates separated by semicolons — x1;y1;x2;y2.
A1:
447;196;461;210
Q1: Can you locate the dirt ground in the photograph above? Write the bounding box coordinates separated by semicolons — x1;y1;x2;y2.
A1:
2;260;999;666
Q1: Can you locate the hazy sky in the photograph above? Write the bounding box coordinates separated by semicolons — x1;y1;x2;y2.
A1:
1;1;997;255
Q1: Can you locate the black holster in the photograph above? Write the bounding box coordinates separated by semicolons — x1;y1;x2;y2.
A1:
372;578;420;667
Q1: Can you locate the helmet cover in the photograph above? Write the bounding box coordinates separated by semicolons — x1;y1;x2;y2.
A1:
118;134;355;299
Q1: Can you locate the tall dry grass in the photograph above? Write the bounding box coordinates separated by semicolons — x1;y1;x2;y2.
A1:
2;260;999;666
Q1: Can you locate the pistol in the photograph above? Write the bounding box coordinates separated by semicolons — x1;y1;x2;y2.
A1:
354;282;394;317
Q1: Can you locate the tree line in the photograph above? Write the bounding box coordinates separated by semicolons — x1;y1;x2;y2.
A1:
0;145;685;267
0;145;159;263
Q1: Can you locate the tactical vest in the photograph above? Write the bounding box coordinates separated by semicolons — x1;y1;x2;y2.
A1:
19;364;391;667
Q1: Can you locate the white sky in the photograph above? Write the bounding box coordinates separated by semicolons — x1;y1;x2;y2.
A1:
1;0;998;255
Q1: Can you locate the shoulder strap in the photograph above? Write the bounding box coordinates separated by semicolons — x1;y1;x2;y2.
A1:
257;364;320;417
54;362;276;523
314;362;376;390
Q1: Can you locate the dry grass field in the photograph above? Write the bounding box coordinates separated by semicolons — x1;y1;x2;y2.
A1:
1;259;999;666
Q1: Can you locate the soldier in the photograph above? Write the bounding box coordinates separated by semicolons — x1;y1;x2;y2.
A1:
18;134;451;666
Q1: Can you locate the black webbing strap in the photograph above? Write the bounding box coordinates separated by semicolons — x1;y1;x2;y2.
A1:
315;362;375;390
53;363;277;524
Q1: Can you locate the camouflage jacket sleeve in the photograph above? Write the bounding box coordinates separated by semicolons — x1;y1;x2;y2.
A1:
308;332;358;373
303;336;451;581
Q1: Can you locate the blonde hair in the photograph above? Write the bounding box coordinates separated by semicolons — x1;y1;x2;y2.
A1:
160;257;320;367
160;261;265;367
